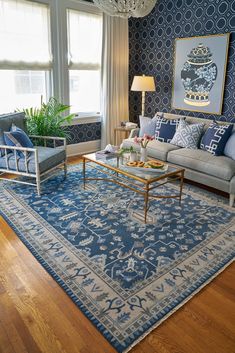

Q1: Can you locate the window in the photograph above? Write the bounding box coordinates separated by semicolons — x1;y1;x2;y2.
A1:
67;10;102;114
0;0;52;113
0;70;48;113
0;0;102;118
15;71;46;95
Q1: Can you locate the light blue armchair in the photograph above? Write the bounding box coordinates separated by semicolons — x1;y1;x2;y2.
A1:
0;112;67;195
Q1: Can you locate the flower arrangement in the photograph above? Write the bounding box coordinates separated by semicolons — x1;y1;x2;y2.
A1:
134;134;154;148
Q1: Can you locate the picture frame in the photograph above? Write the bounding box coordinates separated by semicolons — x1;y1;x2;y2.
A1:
171;33;230;115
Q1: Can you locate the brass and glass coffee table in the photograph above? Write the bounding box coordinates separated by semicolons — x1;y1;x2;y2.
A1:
82;153;185;223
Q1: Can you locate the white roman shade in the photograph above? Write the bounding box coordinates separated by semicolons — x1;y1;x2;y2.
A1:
0;0;52;70
67;10;102;70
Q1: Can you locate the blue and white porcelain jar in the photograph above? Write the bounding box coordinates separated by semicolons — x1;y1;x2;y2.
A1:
181;43;217;107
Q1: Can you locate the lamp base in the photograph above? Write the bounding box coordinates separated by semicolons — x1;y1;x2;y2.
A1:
141;91;145;116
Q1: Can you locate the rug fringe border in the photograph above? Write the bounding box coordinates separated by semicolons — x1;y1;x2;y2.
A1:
123;258;234;353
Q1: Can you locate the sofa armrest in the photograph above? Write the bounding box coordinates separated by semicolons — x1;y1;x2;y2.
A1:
129;128;140;138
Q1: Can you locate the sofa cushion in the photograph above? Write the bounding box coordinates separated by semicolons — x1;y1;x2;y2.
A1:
200;122;233;156
139;115;159;137
139;113;171;137
155;116;182;143
0;146;66;174
167;148;235;181
171;119;204;149
121;138;181;161
224;132;235;160
147;141;181;161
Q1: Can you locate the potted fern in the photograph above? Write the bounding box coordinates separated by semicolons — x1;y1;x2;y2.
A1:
20;97;75;141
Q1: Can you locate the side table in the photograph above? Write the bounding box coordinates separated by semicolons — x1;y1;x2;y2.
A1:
114;126;134;145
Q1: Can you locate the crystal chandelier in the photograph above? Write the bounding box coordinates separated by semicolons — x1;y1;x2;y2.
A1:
93;0;157;18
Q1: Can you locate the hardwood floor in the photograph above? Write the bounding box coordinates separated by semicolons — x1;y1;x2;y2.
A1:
0;157;235;353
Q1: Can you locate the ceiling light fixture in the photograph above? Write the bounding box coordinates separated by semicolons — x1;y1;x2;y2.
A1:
93;0;157;18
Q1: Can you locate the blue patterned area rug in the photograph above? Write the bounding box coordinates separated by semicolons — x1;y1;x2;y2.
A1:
0;164;235;353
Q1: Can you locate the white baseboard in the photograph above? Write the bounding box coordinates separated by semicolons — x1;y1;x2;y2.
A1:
67;140;101;157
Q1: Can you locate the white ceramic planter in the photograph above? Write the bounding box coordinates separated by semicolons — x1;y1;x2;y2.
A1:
130;152;138;162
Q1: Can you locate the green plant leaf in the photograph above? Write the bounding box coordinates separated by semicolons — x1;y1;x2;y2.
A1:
18;97;75;141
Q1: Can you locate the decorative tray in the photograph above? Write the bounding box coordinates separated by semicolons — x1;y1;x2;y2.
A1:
123;163;168;174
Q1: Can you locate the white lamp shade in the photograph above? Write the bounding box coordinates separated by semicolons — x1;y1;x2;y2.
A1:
131;75;156;92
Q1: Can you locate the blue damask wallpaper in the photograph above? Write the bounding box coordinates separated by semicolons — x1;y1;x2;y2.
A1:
129;0;235;123
65;123;101;145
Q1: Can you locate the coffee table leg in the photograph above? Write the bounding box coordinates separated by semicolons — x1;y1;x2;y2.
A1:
83;157;86;189
144;188;149;223
179;170;184;204
116;156;119;177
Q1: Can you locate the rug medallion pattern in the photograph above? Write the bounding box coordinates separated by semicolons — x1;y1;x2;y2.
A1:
0;165;234;352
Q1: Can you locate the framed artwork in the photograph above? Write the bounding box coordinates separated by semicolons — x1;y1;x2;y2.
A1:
171;33;230;115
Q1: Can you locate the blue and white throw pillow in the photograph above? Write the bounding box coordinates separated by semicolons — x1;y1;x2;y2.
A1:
200;123;233;156
155;116;182;143
171;119;204;149
4;124;34;157
224;132;235;160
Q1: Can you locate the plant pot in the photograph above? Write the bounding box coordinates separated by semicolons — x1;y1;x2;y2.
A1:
130;152;138;162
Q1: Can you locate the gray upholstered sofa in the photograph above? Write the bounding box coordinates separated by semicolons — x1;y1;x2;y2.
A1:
122;112;235;207
0;112;67;195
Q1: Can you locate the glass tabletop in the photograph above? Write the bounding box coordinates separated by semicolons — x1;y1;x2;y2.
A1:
83;153;183;182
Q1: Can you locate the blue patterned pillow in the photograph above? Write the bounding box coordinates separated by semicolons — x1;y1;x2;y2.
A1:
4;124;34;157
171;119;204;149
200;123;233;156
155;116;182;143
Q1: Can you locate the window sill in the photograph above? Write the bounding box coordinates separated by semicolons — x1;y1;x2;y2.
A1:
69;114;102;125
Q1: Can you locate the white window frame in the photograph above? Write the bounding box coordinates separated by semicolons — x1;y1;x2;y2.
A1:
0;0;54;110
2;0;102;122
47;0;102;121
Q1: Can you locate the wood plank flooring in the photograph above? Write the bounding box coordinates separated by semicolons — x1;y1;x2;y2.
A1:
0;157;235;353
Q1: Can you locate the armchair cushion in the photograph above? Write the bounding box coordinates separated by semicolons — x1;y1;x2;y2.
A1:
4;125;34;157
0;146;66;174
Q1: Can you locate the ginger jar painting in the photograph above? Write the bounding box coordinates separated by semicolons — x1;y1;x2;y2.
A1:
181;43;217;107
172;34;230;115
